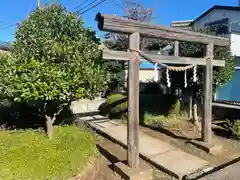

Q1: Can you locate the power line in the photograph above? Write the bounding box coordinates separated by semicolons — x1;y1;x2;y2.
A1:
79;0;107;15
76;0;99;12
111;0;124;10
0;23;17;31
74;0;89;10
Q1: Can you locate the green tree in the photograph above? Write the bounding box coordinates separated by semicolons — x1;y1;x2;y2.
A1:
103;1;153;94
180;28;235;91
172;28;234;125
104;1;153;51
1;5;110;138
145;27;235;126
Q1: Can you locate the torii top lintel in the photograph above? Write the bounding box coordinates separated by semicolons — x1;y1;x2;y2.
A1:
95;13;230;46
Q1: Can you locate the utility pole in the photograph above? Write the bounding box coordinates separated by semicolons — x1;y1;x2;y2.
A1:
38;0;40;8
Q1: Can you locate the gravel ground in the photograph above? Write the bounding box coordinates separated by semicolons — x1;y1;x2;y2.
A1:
197;161;240;180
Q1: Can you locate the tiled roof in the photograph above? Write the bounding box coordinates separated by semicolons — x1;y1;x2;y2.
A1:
0;42;10;50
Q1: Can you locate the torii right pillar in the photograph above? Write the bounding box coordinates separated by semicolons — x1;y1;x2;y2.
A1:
202;43;214;143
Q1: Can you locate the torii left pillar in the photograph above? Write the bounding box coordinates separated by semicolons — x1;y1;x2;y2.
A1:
202;44;214;143
127;32;140;168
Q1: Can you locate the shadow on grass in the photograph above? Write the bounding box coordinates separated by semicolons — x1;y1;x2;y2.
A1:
0;100;75;130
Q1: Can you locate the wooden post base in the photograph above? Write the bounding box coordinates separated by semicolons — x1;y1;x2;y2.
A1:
114;162;153;180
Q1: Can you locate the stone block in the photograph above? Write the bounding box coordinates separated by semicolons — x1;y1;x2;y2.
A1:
114;162;153;180
70;99;106;114
189;140;222;155
149;149;209;179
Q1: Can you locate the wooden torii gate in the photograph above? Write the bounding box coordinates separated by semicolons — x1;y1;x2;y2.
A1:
95;13;229;168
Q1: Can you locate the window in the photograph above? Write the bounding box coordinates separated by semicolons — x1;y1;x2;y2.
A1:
235;57;240;67
231;21;240;33
205;18;229;35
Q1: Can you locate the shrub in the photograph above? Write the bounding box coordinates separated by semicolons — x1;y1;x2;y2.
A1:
0;101;46;129
168;99;181;118
226;119;240;139
109;95;127;110
107;94;126;105
140;81;163;94
0;126;97;180
103;78;121;97
99;94;127;120
140;94;178;116
107;94;127;119
4;5;110;138
144;113;167;126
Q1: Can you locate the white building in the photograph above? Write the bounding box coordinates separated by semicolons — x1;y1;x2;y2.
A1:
172;4;240;56
172;3;240;101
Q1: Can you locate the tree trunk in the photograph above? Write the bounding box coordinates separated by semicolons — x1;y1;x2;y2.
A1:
45;114;56;139
193;101;198;122
189;96;193;119
193;99;201;130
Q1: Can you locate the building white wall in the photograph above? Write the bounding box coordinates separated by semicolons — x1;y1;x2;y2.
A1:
139;69;161;82
122;68;163;87
192;9;240;56
231;32;240;56
0;49;10;54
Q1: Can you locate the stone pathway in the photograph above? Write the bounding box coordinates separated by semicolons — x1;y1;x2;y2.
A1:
82;117;211;179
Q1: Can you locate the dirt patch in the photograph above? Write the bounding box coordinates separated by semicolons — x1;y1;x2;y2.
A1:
73;142;121;180
95;134;176;180
73;158;101;180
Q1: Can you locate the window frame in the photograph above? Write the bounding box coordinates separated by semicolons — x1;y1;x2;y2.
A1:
204;18;229;35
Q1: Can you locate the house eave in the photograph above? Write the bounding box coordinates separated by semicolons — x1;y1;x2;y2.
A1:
191;5;240;25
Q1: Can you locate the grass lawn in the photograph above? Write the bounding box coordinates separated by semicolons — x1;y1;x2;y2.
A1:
0;126;97;180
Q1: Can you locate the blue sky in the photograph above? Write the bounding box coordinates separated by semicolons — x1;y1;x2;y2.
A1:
0;0;238;42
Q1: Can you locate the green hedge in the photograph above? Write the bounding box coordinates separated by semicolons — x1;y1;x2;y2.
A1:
144;113;167;126
0;126;97;180
100;93;128;119
107;94;127;113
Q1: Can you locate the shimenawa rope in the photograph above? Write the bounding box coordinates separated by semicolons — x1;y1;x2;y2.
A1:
128;49;213;88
